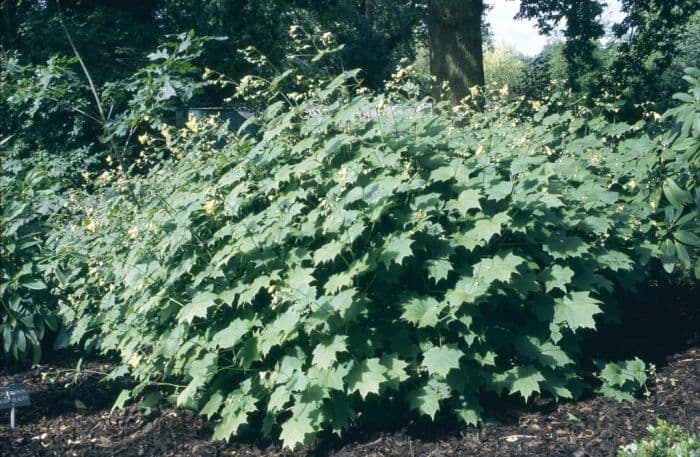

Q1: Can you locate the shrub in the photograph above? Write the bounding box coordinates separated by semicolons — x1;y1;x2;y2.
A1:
0;155;64;366
618;420;700;457
49;44;699;448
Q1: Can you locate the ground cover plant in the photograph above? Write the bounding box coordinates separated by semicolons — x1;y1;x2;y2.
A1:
618;420;700;457
26;31;697;448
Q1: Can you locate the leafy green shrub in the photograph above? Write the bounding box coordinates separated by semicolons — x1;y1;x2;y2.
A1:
618;420;700;457
595;358;648;402
47;42;698;447
1;155;64;366
483;44;526;91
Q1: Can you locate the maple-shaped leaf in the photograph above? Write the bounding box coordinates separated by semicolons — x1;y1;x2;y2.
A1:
212;392;258;441
210;318;255;349
445;189;482;214
454;395;483;426
200;390;224;419
553;291;602;332
421;346;463;378
177;291;218;323
541;264;575;293
313;240;344;265
471;211;511;243
238;274;274;305
485;180;513;201
408;379;451;419
503;365;545;401
324;395;356;436
429;165;458;183
311;335;348;369
445;275;491;306
177;352;218;406
472;252;525;284
400;296;446;328
287;266;316;290
279;410;316;450
381;354;410;389
516;337;573;368
344;358;387;399
379;233;414;267
427;258;452;283
544;235;589;260
307;364;350;391
597;250;634;272
597;384;634;402
324;270;354;294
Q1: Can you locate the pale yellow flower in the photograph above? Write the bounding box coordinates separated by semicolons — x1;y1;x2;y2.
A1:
128;353;141;368
185;118;198;132
138;133;149;144
203;200;217;214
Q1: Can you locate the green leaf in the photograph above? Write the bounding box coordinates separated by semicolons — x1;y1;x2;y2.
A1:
427;258;452;283
200;391;224;419
661;239;676;273
111;389;131;414
553;292;602;332
470;211;510;244
379;233;414;267
313;240;344;265
597;250;634;272
421;346;463;378
210;318;255;349
544;235;589;260
446;189;482;214
401;296;446;328
324;395;355;436
20;278;47;290
472;252;525;284
675;241;691;268
345;358;387;399
177;291;218;323
381;354;410;389
663;178;692;209
675;230;700;247
212;393;258;441
408;379;450;419
324;270;354;294
597;384;634;402
311;335;348;369
541;264;574;293
505;366;545;401
280;407;316;450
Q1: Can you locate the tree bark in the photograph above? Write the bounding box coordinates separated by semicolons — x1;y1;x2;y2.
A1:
427;0;485;104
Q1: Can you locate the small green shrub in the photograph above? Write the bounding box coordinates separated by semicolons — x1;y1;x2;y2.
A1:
595;358;648;402
618;420;700;457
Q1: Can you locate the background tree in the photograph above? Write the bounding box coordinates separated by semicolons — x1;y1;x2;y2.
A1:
609;0;700;113
517;0;604;91
427;0;485;103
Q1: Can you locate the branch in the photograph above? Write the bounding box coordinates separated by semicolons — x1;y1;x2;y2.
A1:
55;0;106;123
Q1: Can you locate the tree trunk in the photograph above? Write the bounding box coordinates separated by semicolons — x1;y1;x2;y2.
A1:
427;0;485;104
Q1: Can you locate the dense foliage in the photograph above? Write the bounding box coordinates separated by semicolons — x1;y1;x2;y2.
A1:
1;0;699;450
21;40;694;445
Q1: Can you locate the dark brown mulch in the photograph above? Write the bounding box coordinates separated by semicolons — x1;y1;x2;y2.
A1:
1;347;699;457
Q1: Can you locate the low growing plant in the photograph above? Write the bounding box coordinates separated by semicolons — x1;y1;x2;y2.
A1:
618;420;700;457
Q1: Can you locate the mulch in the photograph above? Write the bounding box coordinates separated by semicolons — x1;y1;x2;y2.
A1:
1;346;699;457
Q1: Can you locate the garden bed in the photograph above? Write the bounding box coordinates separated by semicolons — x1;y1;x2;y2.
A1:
1;346;698;457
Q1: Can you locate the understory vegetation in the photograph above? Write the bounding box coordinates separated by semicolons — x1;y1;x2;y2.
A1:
1;10;699;451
